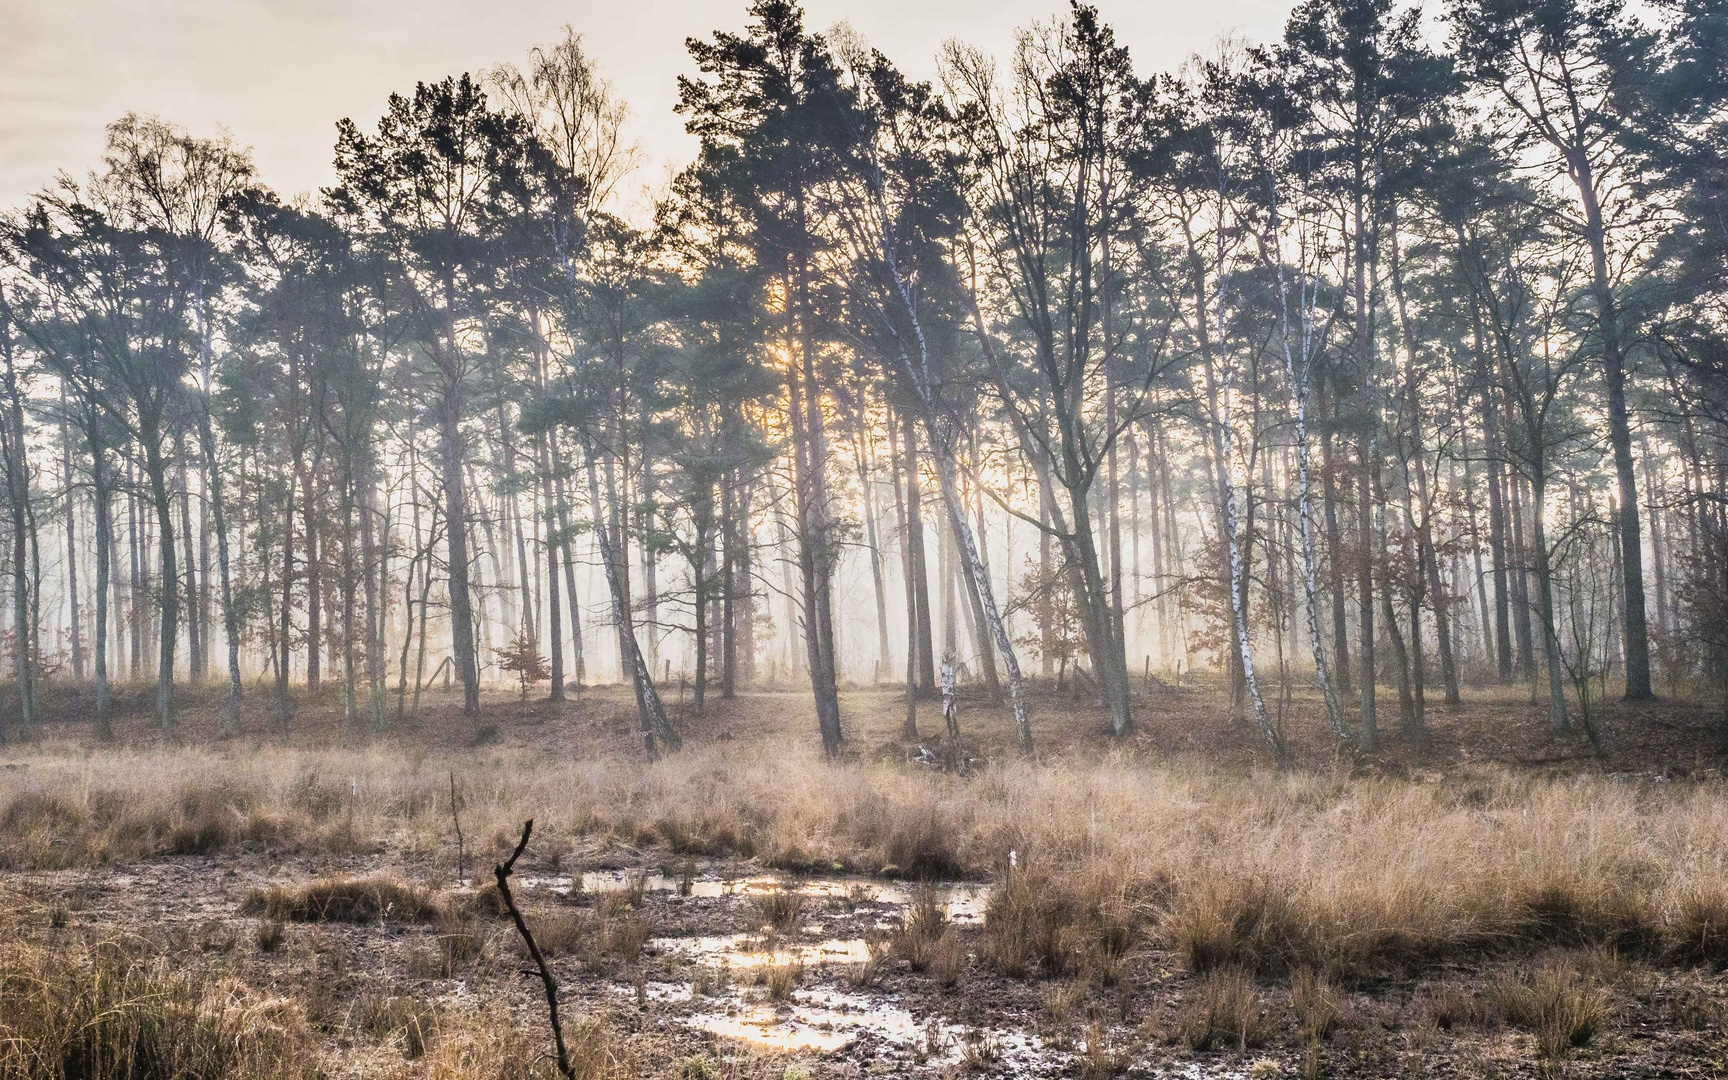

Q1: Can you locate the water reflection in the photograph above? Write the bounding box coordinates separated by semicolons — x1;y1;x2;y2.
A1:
520;867;991;923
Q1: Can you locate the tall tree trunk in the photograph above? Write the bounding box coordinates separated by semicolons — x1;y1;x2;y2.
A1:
2;341;33;728
438;377;480;719
537;431;564;702
1530;470;1571;732
926;427;1031;749
91;439;112;738
584;449;677;754
888;415;918;738
550;433;585;686
1357;442;1379;753
1570;161;1650;699
903;414;936;695
176;432;201;684
1222;371;1287;761
852;409;892;683
59;403;83;682
1320;413;1353;699
142;427;177;737
786;251;843;756
277;465;295;732
720;470;738;701
339;457;358;727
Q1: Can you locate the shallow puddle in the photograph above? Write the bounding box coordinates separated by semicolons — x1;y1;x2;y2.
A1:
651;932;872;968
520;867;991;922
684;986;1041;1063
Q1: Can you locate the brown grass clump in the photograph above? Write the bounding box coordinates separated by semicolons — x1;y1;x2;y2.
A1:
509;903;647;974
761;958;803;1000
254;918;287;953
1494;957;1611;1063
1420;981;1500;1031
1666;885;1728;965
0;935;311;1079
421;1008;626;1080
750;887;804;931
239;876;441;924
359;994;439;1059
930;930;966;989
1289;966;1342;1041
982;861;1141;980
1176;968;1270;1052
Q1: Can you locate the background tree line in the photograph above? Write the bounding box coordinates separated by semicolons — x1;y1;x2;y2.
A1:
1;0;1726;758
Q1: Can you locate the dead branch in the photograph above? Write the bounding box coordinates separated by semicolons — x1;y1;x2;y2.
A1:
496;818;575;1080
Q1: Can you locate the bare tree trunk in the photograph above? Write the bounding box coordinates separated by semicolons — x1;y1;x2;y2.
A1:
91;439;112;738
439;378;481;719
903;414;936;696
888;415;918;738
584;449;677;754
720;470;738;701
851;408;892;683
59;402;83;681
1530;470;1571;732
1358;442;1379;753
339;457;358;727
1223;372;1287;761
177;432;201;685
142;426;177;737
537;431;563;701
2;338;33;728
550;433;585;686
277;464;295;732
1269;206;1352;745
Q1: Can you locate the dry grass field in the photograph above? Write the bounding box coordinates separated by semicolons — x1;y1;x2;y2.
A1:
2;677;1727;1078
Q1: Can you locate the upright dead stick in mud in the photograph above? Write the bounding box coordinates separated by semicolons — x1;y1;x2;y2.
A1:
448;771;464;883
495;819;574;1079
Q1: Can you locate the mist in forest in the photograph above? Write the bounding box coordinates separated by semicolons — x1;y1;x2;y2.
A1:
0;0;1724;757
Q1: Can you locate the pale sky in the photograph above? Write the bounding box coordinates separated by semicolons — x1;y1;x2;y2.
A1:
0;0;1292;215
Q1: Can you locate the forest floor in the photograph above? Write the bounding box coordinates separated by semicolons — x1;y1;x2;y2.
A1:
2;674;1728;1079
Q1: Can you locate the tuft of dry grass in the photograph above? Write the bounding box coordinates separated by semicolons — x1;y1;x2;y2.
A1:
239;876;441;924
982;860;1143;980
1666;885;1728;965
1289;966;1342;1041
1177;968;1270;1052
930;929;966;989
0;934;312;1079
254;918;287;953
420;1007;627;1080
750;887;804;931
359;994;439;1059
1494;956;1611;1063
761;958;803;1000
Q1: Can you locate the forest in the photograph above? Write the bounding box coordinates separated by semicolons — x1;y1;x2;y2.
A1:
0;0;1726;756
3;0;1728;1076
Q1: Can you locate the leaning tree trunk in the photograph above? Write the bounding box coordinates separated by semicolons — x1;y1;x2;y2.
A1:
584;450;677;755
925;427;1032;750
1269;217;1353;747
